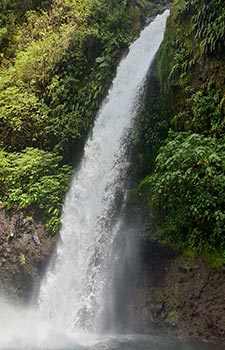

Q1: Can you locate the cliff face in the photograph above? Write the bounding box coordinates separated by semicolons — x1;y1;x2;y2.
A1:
130;242;225;345
130;0;225;345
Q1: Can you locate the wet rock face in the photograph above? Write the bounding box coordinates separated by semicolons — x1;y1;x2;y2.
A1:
128;242;225;345
0;207;56;302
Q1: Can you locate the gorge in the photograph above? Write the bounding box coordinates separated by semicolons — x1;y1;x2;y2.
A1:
0;0;225;348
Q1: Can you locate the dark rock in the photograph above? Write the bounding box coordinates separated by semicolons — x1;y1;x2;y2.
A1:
147;301;164;314
129;247;225;345
0;207;56;302
207;315;214;328
32;232;41;246
178;265;189;273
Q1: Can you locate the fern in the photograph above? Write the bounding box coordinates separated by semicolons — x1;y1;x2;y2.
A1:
193;0;225;55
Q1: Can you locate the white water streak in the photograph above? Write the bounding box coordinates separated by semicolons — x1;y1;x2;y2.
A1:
37;10;169;333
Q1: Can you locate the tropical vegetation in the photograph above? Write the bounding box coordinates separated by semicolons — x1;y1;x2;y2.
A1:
0;0;168;232
139;0;225;264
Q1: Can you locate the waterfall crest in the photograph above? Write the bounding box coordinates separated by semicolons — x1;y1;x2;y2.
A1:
38;10;169;333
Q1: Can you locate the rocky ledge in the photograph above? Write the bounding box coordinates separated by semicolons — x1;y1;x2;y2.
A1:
0;207;56;302
129;241;225;345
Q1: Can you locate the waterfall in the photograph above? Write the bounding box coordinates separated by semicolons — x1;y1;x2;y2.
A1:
38;10;169;334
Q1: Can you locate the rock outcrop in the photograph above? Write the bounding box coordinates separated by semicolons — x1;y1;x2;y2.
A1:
0;207;56;302
129;241;225;345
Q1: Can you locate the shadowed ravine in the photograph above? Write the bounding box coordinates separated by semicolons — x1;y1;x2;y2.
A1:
0;10;224;350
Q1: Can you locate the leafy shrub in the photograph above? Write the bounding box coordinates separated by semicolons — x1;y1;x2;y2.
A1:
173;90;224;136
168;43;190;85
2;0;144;156
0;84;49;151
142;132;225;255
0;148;72;232
13;30;68;87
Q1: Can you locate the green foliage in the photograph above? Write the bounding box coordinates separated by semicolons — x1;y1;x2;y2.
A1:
0;148;72;233
173;90;224;136
0;0;169;235
18;253;26;266
0;83;49;151
14;31;64;86
204;249;225;268
175;0;197;20
166;310;179;326
167;42;190;86
175;0;225;55
0;0;147;155
158;16;193;92
157;26;176;92
193;0;225;55
137;0;225;267
142;132;225;257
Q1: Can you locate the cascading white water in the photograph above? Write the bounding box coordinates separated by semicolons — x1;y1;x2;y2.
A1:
1;12;224;350
38;10;169;334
